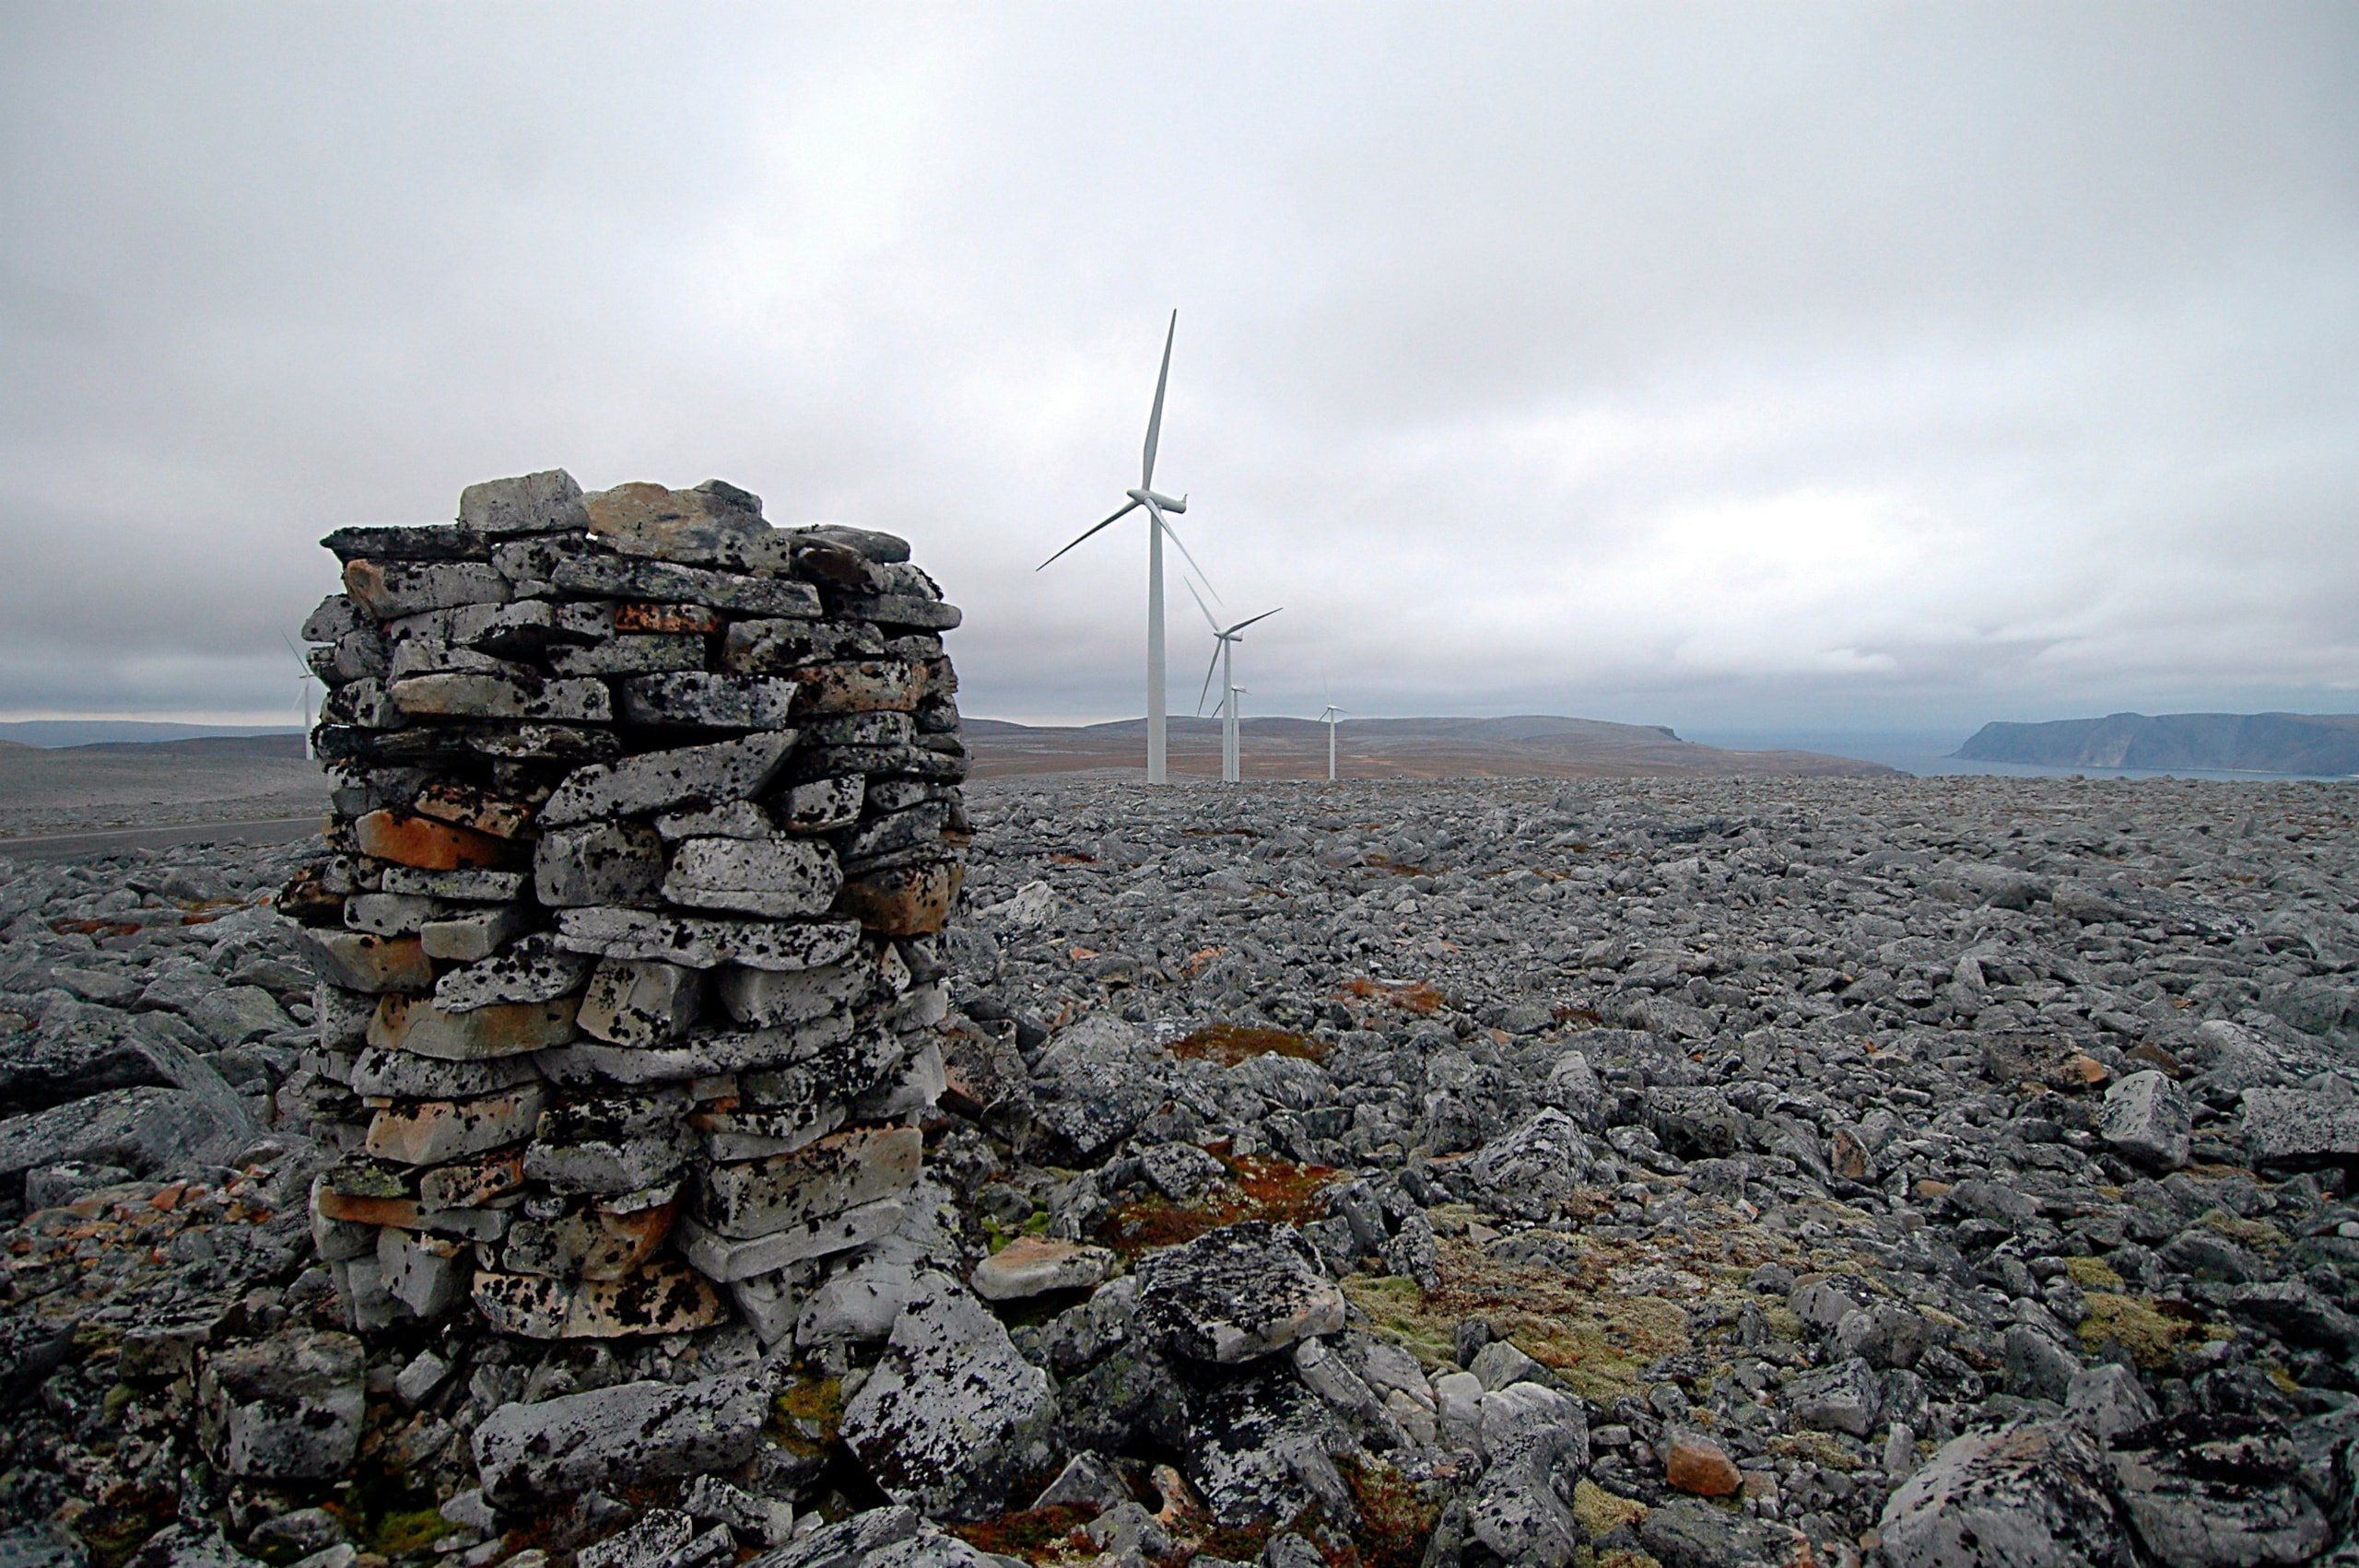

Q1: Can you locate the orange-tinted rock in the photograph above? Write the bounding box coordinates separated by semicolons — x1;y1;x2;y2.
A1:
1665;1433;1743;1497
502;1195;677;1282
789;661;921;715
292;928;435;994
368;992;580;1060
354;810;523;872
837;861;964;937
408;781;539;839
616;602;724;635
363;1084;548;1166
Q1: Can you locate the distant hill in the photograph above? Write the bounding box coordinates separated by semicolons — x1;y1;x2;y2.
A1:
0;720;306;748
1954;712;2359;776
966;714;1895;779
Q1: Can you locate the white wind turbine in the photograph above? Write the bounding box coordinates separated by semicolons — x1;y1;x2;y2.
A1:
280;633;318;761
1039;310;1216;786
1319;703;1348;782
1188;581;1279;785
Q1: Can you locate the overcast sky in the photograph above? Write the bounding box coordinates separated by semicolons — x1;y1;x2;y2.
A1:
2;3;2353;742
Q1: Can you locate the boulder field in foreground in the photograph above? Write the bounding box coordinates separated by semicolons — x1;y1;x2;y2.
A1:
2;766;2356;1568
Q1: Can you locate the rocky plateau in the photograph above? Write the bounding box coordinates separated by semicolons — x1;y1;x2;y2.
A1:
2;772;2355;1568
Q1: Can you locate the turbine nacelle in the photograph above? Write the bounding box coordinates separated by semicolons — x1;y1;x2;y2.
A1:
1126;487;1187;514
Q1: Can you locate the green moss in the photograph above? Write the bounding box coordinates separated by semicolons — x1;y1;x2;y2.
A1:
2064;1256;2125;1291
2200;1210;2289;1255
1573;1480;1649;1539
366;1509;451;1558
2079;1292;2222;1370
770;1375;845;1455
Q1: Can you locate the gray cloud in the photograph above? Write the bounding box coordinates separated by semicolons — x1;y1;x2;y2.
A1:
3;2;2353;740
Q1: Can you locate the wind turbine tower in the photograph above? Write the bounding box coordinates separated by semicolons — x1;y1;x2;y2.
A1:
1189;582;1279;786
1039;310;1215;786
1319;704;1347;782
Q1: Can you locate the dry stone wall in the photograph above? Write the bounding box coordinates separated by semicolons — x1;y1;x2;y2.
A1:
279;470;968;1344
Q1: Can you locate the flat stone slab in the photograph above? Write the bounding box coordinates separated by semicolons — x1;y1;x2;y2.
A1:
970;1236;1117;1302
470;1371;765;1502
539;733;799;826
555;907;861;973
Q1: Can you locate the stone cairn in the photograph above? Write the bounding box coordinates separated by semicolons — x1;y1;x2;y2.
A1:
278;470;967;1346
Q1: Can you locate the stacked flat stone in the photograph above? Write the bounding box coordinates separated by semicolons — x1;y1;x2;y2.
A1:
279;471;967;1343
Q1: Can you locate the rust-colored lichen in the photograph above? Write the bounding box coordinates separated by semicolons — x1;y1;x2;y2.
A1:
1097;1141;1338;1258
1338;1455;1441;1568
1339;977;1447;1016
948;1505;1096;1562
1169;1024;1332;1068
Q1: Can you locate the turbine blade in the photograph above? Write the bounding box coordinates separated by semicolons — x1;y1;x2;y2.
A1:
1182;575;1222;633
1143;309;1175;490
1150;505;1220;603
1196;640;1222;717
1222;606;1283;636
1037;498;1140;570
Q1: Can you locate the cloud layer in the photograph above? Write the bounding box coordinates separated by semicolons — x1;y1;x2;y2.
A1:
3;3;2353;738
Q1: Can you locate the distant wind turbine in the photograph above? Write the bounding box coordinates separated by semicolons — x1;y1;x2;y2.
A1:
1319;703;1347;782
280;633;317;760
1038;310;1216;786
1188;581;1279;785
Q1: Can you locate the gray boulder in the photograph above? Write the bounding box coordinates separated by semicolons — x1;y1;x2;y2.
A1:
1133;1221;1345;1364
196;1330;364;1480
470;1373;766;1503
1879;1419;2135;1568
2106;1415;2330;1568
1460;1108;1593;1221
1787;1355;1883;1437
1637;1500;1810;1568
2099;1070;2192;1170
1464;1381;1589;1566
0;1085;246;1202
1027;1013;1168;1163
840;1270;1061;1521
2239;1085;2359;1168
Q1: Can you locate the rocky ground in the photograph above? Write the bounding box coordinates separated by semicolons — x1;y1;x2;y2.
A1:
2;774;2355;1568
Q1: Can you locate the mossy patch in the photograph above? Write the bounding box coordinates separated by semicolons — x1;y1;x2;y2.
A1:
2064;1256;2126;1291
770;1375;845;1454
2200;1210;2288;1255
1170;1023;1332;1067
366;1509;451;1559
1573;1480;1649;1539
2078;1292;2225;1369
1341;1237;1692;1406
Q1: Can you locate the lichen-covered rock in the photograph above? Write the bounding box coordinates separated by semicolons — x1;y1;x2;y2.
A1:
1026;1012;1168;1163
2107;1414;2332;1568
1133;1221;1345;1364
195;1329;364;1480
839;1270;1061;1521
1464;1381;1589;1566
1879;1419;2135;1568
1636;1500;1812;1568
469;1372;766;1502
2098;1069;2192;1170
1460;1107;1593;1221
